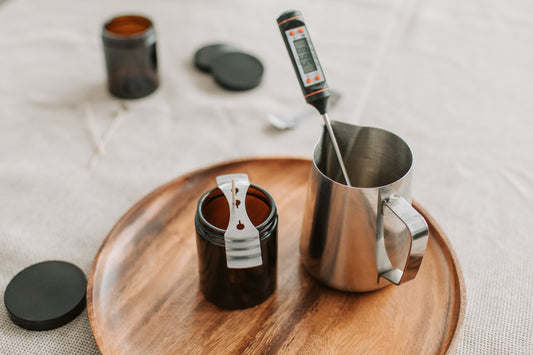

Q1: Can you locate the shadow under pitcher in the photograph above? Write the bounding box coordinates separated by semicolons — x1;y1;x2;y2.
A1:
300;121;429;292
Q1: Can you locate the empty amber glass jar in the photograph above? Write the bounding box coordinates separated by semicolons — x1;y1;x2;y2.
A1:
195;184;278;309
102;15;159;99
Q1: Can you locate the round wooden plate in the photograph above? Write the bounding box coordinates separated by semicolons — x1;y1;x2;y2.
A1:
87;157;465;354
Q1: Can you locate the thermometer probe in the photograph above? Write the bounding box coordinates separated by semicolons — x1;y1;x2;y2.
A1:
277;10;352;186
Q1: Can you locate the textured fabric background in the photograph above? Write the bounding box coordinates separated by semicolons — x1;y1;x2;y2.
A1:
1;0;532;353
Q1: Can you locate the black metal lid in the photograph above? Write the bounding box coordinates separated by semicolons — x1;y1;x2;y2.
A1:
194;43;240;73
4;260;87;331
211;52;264;91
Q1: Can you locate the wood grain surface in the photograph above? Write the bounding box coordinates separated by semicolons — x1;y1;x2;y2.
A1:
87;157;466;355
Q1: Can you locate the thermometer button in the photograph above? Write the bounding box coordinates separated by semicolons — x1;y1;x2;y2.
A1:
315;75;321;80
290;30;295;36
307;78;313;84
299;28;304;33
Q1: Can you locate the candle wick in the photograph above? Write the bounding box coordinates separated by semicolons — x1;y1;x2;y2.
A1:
231;179;236;207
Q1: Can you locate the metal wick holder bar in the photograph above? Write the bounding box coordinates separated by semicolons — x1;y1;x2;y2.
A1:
216;174;263;269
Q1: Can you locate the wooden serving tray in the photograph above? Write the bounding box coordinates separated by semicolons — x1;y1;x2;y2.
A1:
87;157;465;354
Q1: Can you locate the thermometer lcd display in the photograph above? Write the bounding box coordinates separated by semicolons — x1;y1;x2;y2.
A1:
294;38;317;74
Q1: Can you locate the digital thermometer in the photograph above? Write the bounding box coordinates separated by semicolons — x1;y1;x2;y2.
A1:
277;10;330;114
277;10;352;186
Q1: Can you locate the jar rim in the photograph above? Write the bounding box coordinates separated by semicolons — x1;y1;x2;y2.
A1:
103;15;154;39
196;184;277;238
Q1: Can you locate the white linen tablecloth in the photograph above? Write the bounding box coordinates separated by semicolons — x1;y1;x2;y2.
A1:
0;0;531;353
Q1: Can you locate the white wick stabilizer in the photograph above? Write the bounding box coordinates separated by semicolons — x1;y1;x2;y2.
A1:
216;174;263;269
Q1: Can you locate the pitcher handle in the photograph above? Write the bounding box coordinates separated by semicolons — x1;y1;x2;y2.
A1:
377;196;429;285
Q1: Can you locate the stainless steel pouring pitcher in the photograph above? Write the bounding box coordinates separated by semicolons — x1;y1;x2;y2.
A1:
300;121;429;292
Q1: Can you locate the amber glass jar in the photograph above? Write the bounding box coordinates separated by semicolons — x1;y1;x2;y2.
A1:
195;184;278;309
102;15;159;99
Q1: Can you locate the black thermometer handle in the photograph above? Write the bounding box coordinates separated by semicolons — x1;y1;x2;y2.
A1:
277;10;330;114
